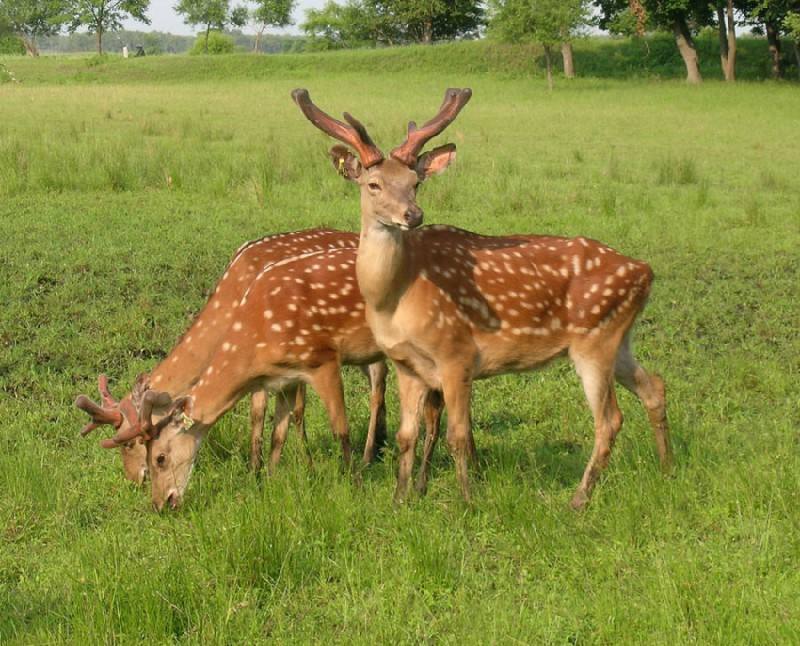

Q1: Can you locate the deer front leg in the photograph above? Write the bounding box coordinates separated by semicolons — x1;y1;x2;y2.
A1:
361;361;388;464
249;389;268;472
394;368;429;503
268;385;298;474
415;389;444;495
308;362;353;469
441;369;475;503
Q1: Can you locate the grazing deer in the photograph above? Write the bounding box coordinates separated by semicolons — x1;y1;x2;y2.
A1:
77;229;390;485
292;88;672;507
78;245;444;510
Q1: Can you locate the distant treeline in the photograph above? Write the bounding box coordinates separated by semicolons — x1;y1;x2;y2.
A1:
34;30;305;56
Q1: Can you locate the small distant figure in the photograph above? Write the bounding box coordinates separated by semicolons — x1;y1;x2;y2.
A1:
122;46;129;59
135;45;145;57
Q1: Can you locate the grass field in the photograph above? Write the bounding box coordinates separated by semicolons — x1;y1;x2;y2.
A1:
1;49;800;643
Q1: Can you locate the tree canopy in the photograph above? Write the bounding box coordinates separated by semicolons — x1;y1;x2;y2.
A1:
302;0;483;49
0;0;69;56
176;0;248;52
69;0;150;54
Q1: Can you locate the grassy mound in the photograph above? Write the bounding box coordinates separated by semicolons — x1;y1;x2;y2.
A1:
1;35;797;85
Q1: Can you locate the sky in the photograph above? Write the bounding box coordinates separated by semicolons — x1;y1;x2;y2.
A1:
122;0;327;36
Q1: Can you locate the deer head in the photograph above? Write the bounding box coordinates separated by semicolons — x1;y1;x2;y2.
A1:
76;375;193;500
135;391;198;512
292;88;471;231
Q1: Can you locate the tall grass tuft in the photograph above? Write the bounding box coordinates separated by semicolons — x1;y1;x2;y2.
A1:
655;155;700;185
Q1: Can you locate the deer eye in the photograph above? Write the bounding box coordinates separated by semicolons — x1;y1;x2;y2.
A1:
367;182;381;191
156;454;167;467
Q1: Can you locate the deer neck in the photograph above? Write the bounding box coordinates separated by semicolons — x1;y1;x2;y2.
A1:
147;339;207;395
356;214;415;313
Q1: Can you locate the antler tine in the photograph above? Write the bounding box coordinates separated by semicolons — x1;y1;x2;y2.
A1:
97;390;172;449
75;393;123;436
390;88;472;167
291;89;384;168
97;374;118;408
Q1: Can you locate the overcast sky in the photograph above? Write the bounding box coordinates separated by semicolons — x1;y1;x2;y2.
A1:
122;0;327;36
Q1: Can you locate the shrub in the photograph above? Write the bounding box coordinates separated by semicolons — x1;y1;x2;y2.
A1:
0;34;25;56
0;60;21;83
189;31;235;55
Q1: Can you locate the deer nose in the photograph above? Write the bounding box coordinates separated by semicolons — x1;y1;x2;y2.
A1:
404;208;423;229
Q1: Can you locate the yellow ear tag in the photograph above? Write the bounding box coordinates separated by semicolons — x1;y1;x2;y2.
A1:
338;157;347;177
180;412;195;429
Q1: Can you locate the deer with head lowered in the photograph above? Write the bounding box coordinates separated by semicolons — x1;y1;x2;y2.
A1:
76;229;395;490
292;88;673;507
78;241;444;511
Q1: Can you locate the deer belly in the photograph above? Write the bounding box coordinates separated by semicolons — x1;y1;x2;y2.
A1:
475;333;568;377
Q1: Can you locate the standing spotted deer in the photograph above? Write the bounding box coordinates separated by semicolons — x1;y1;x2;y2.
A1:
292;88;673;507
78;246;444;510
77;229;391;486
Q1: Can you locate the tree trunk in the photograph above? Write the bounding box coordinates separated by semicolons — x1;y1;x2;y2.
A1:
561;42;575;78
96;28;103;55
724;0;736;81
794;41;800;81
21;34;39;57
543;44;553;91
422;20;433;45
716;5;728;75
672;16;702;84
204;24;211;54
254;25;265;53
766;21;782;79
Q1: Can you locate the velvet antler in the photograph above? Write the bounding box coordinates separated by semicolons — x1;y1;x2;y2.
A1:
75;374;124;436
98;391;189;449
292;89;384;168
390;88;472;167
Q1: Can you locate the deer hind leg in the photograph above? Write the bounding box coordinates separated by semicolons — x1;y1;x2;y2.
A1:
415;389;444;495
614;333;673;472
308;362;353;469
292;382;313;468
361;361;388;464
249;389;268;472
441;369;476;503
394;368;429;503
570;343;624;510
268;385;297;474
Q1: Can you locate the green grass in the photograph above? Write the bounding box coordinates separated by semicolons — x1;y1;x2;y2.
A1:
1;55;800;644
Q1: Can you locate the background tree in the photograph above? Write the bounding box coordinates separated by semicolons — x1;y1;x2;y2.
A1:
490;0;589;90
69;0;150;54
595;1;713;84
786;8;800;76
175;0;248;53
743;1;800;78
250;0;295;52
0;0;69;56
302;1;378;48
388;0;483;44
302;0;482;48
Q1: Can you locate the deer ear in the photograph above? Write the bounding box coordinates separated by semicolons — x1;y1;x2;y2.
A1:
329;145;362;181
416;144;457;180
